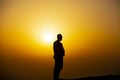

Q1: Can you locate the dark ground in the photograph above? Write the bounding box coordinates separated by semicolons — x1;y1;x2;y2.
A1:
0;75;120;80
59;75;120;80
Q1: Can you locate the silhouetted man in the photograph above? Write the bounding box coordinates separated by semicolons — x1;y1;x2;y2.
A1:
53;34;65;80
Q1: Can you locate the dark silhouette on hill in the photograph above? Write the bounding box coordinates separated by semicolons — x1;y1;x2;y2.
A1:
53;34;65;80
1;74;120;80
59;75;120;80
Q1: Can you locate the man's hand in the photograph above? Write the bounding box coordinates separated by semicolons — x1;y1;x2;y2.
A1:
53;55;55;58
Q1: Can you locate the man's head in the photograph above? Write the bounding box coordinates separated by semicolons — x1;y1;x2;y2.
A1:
57;34;62;41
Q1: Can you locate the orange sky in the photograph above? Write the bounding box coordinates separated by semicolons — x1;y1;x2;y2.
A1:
1;0;120;80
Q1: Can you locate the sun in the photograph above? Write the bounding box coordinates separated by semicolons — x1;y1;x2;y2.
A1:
32;28;55;44
43;33;54;43
39;29;56;44
32;23;60;44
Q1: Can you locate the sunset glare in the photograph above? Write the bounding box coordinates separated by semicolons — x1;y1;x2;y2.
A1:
43;32;54;43
1;0;120;80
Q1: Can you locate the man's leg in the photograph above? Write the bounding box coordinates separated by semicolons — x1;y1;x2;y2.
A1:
54;58;63;80
54;60;59;80
57;58;63;80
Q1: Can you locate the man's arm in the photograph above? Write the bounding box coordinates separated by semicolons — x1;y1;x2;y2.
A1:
61;43;65;56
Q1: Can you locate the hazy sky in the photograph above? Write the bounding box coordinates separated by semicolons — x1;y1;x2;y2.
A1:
1;0;120;80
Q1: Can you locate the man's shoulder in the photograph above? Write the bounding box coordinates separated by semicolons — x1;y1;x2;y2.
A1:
54;41;57;44
54;41;61;45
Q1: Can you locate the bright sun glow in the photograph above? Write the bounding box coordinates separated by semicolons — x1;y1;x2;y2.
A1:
40;28;57;44
32;23;61;44
43;33;54;43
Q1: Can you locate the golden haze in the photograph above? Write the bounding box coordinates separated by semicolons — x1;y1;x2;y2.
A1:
1;0;120;80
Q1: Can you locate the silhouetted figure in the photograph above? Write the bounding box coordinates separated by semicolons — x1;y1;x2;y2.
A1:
53;34;65;80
